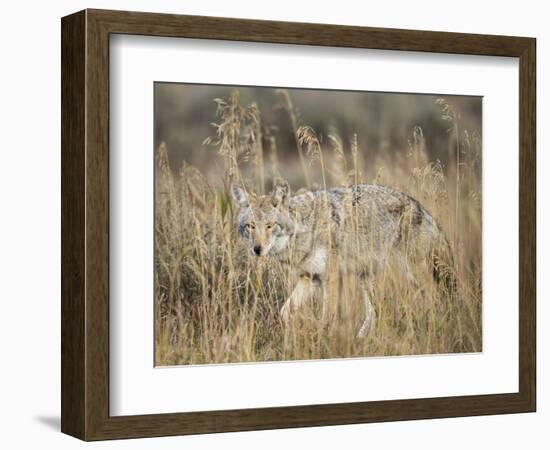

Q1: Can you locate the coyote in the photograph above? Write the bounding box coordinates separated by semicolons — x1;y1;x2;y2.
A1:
231;181;456;337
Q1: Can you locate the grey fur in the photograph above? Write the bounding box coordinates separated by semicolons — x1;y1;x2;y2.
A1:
231;183;456;336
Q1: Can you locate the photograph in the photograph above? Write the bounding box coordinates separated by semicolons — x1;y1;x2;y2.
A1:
154;83;483;366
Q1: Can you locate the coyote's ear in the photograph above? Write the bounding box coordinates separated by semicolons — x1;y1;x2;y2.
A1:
271;180;290;208
230;184;249;208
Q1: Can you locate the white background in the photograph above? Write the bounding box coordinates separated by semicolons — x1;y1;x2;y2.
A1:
0;0;547;449
110;36;519;415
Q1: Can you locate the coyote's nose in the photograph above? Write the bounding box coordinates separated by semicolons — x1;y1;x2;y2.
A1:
253;245;262;256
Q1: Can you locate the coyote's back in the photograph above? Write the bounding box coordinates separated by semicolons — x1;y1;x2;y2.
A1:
289;184;456;289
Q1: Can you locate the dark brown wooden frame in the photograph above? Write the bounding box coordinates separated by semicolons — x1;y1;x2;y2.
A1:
61;8;536;441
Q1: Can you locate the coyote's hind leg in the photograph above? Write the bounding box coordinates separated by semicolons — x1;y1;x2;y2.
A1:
395;252;421;291
357;287;376;338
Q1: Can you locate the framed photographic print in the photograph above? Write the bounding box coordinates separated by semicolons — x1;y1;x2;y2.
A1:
61;9;536;440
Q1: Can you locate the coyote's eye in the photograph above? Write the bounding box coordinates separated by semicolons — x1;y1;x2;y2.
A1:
266;223;274;230
245;223;255;230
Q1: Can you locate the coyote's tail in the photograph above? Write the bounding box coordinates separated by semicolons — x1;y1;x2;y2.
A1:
431;231;458;296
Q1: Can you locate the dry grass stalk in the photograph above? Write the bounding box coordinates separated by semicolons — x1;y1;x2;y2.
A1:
277;89;311;187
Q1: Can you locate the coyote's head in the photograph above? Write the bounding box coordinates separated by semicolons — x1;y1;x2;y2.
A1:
231;181;294;257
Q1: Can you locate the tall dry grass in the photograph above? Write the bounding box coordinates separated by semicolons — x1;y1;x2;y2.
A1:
155;90;482;366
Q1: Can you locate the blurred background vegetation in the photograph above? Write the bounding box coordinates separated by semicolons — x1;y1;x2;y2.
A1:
154;82;481;189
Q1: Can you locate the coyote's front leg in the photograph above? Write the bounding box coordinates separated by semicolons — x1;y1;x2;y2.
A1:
280;275;316;323
280;247;327;323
